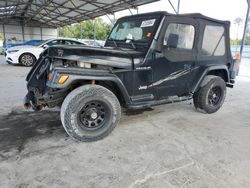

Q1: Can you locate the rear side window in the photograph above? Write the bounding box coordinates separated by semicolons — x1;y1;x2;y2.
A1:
164;23;195;49
47;40;62;46
64;40;83;45
202;25;225;56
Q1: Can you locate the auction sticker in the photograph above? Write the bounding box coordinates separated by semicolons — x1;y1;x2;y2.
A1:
140;19;156;27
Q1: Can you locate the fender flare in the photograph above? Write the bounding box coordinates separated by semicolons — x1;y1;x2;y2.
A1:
192;65;230;93
48;72;132;105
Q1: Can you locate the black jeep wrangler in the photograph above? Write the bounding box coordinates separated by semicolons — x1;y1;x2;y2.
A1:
24;12;236;141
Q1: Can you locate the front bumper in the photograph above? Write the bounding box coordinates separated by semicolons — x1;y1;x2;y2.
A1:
5;53;19;64
24;86;69;111
24;68;119;110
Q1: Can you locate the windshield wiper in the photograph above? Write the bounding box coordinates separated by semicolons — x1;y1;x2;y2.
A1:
109;37;137;50
109;38;119;49
128;39;136;50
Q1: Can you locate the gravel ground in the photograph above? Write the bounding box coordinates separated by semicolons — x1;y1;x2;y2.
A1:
0;55;250;188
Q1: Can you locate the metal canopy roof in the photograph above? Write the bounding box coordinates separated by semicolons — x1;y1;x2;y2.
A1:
0;0;159;28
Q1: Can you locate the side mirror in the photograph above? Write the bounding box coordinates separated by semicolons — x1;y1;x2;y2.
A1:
42;44;49;49
166;33;179;48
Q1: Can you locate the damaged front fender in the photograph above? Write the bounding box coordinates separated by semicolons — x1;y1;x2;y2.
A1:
47;68;132;105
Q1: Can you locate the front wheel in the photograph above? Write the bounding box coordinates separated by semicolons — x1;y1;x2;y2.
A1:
19;53;36;67
61;85;121;142
193;76;226;114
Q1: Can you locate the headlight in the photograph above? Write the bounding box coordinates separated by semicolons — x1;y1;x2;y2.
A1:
7;50;19;54
77;62;91;68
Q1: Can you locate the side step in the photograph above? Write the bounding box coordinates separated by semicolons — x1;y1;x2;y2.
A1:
127;95;192;110
130;94;154;102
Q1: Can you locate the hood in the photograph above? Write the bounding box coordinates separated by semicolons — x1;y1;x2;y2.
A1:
48;45;146;69
7;45;42;51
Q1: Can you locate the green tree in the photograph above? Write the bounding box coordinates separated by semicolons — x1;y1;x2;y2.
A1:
59;18;112;40
234;17;243;41
244;18;250;45
233;17;250;45
0;32;2;40
230;39;241;45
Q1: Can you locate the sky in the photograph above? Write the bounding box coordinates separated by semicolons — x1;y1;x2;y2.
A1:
102;0;248;39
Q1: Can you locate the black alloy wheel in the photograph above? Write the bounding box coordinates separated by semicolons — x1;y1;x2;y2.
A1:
78;100;111;131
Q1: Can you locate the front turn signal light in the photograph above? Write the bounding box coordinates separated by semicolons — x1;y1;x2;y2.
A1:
58;75;69;84
235;52;241;61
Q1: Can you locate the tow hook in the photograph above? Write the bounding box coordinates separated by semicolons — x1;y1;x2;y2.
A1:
32;104;43;111
23;92;43;111
23;94;32;109
24;102;32;109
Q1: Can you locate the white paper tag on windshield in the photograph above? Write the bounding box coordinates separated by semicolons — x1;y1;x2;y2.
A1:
140;19;156;27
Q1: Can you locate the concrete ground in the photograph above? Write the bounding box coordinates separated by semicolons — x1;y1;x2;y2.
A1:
0;55;250;188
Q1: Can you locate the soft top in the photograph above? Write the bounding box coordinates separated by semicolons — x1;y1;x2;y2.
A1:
118;11;230;25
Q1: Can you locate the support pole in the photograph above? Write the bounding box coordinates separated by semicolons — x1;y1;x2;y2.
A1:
168;0;181;14
40;27;42;40
128;8;133;15
240;0;250;58
93;19;96;45
168;0;177;14
21;24;25;42
177;0;180;14
106;14;115;26
80;22;83;39
2;24;6;47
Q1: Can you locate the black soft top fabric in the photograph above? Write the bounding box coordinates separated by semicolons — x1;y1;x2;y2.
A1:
119;11;230;25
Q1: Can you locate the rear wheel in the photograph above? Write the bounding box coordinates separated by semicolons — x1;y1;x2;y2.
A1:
19;53;36;67
193;90;202;109
61;84;121;142
193;76;226;113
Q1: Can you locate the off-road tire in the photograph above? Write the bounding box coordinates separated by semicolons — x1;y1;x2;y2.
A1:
193;76;226;113
61;84;121;142
19;53;36;67
193;90;202;109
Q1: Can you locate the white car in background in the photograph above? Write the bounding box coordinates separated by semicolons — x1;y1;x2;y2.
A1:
80;39;105;47
6;38;87;66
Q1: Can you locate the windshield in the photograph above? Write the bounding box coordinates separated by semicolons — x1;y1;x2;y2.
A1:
106;15;162;50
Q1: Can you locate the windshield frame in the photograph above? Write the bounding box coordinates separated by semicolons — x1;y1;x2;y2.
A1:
105;14;163;51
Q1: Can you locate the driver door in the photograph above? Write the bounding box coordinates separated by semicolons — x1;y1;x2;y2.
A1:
152;17;198;99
